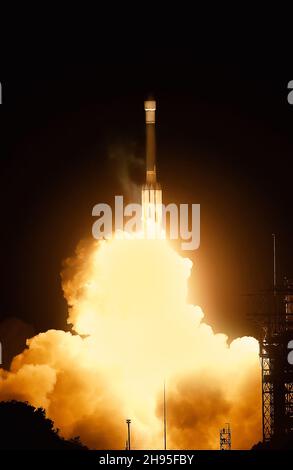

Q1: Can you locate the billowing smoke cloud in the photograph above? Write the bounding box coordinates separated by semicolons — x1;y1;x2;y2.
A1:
0;237;261;449
0;330;126;448
156;365;261;449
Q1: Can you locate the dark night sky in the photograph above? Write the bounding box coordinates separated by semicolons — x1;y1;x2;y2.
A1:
1;46;293;351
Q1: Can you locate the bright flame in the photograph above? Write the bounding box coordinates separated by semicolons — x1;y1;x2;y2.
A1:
141;187;163;238
0;234;262;449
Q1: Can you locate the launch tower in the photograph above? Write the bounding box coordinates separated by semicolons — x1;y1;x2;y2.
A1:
220;423;231;450
249;235;293;447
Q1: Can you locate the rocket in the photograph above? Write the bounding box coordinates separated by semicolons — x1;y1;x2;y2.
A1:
142;98;162;235
144;99;157;185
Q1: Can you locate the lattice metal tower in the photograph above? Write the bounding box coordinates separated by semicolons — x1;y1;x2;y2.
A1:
251;236;293;446
259;279;293;444
220;423;231;450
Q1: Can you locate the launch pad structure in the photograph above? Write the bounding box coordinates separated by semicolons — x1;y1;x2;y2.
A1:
251;235;293;447
220;423;231;450
259;281;293;445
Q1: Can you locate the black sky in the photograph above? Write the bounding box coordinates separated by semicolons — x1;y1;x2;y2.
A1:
1;46;293;345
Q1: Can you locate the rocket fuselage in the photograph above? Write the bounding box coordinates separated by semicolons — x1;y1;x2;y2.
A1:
142;99;162;236
144;100;157;186
146;123;156;183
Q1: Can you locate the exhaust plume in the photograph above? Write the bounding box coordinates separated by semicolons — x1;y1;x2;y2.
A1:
0;236;261;449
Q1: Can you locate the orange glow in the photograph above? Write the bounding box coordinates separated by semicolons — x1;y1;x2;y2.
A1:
0;234;262;449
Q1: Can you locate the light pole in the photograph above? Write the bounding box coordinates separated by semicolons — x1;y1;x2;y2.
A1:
164;381;167;450
126;419;131;450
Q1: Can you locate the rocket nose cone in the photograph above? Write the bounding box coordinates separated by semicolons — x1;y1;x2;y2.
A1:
144;94;156;111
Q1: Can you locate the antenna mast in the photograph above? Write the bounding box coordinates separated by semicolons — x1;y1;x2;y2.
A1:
163;381;167;450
